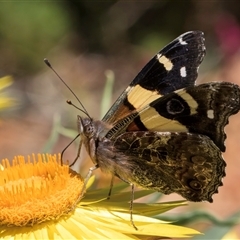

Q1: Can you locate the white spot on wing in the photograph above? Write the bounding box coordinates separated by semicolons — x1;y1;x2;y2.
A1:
180;66;187;77
207;109;214;119
179;37;187;45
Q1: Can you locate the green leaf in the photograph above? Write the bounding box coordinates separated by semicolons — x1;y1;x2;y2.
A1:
100;70;115;119
41;114;61;153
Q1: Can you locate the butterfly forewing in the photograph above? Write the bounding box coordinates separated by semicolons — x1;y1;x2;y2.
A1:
102;31;206;125
140;82;239;151
106;82;240;152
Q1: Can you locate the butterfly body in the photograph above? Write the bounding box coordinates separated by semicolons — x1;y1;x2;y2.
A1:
77;31;240;203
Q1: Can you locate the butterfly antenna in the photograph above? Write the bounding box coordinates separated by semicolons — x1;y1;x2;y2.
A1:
44;58;91;119
66;99;87;113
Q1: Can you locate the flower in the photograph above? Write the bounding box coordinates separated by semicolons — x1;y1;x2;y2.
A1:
0;76;16;111
0;153;200;239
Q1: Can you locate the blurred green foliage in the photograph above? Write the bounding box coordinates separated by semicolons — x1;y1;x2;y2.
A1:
1;1;240;77
0;2;70;74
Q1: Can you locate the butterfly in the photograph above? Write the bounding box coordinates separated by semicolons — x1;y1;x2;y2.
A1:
48;31;240;229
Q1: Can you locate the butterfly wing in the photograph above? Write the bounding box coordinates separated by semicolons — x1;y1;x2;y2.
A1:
97;131;225;202
106;82;240;152
102;31;205;125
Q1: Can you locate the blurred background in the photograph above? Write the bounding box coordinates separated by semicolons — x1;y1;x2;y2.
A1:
0;1;240;238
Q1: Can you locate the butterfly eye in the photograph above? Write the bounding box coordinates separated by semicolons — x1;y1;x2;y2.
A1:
189;180;202;190
77;115;84;133
85;124;94;136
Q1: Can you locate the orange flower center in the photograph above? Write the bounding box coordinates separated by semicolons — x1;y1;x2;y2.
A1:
0;154;84;227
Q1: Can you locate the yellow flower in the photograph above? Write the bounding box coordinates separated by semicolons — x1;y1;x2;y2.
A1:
0;76;16;110
0;154;200;239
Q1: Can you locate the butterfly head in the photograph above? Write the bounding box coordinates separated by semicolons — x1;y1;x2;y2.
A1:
77;115;94;138
77;115;112;164
77;115;112;140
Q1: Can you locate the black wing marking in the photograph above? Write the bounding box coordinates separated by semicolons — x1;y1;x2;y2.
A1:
142;82;240;151
103;31;206;124
106;82;240;151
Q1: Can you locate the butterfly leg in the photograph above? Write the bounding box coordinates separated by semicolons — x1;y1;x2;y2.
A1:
70;136;82;167
60;134;80;166
107;175;115;199
85;165;99;186
130;183;137;230
73;164;99;207
106;175;137;229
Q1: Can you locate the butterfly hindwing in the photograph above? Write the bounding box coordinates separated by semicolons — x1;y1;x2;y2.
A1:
102;31;206;125
97;131;225;202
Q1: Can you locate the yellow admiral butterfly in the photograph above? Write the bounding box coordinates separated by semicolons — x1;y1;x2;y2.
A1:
46;31;240;228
